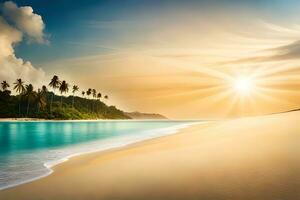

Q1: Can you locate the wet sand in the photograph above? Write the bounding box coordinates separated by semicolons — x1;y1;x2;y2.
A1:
0;111;299;200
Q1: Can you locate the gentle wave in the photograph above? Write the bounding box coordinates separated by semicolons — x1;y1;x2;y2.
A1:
0;122;198;190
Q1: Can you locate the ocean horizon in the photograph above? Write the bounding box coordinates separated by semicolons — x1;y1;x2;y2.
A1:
0;120;196;190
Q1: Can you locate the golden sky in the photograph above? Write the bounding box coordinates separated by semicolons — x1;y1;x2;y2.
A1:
36;3;300;119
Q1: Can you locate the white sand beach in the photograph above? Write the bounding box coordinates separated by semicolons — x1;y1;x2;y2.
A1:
0;111;299;200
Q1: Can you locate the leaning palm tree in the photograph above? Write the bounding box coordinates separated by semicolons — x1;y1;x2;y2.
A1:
1;81;10;91
72;85;79;108
48;75;60;112
24;84;36;116
36;89;47;114
81;91;85;98
13;79;25;116
59;80;69;107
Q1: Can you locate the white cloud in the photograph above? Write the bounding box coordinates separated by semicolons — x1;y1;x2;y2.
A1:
0;1;47;87
1;1;47;44
0;16;22;59
0;54;45;85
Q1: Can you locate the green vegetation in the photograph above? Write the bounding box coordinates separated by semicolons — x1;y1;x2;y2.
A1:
0;76;130;120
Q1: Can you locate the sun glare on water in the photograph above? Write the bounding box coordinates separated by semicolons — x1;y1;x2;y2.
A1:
233;77;254;96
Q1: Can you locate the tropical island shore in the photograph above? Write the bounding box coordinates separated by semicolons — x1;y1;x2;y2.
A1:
0;76;131;120
0;76;168;120
0;117;169;122
0;111;299;200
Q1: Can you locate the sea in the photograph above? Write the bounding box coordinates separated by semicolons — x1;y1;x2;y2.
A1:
0;120;196;190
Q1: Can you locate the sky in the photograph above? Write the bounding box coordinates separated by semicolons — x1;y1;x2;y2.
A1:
1;0;300;119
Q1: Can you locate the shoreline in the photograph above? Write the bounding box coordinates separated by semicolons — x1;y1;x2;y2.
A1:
0;118;203;122
1;109;295;122
0;121;200;191
1;111;299;199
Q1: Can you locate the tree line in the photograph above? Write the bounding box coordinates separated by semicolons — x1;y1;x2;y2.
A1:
0;76;127;119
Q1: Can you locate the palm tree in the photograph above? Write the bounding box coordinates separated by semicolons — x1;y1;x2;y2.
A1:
41;85;48;105
96;92;102;113
13;79;25;116
86;88;92;99
13;79;25;94
36;89;47;114
72;85;79;108
104;95;108;101
1;81;10;91
97;93;102;101
81;91;85;98
92;89;97;99
49;75;60;112
86;88;92;112
92;89;97;112
24;84;36;116
59;80;69;107
41;85;48;94
103;95;109;116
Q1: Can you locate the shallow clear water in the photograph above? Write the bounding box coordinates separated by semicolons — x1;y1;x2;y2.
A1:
0;121;193;190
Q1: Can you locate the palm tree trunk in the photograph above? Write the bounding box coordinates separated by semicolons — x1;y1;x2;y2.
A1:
60;95;63;107
72;93;74;108
50;93;53;112
50;90;54;112
96;100;98;113
90;98;92;113
18;101;21;116
50;88;55;113
88;97;91;112
26;100;30;116
18;95;21;117
88;97;90;112
92;99;94;112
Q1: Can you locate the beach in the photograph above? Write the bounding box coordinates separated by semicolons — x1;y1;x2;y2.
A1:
0;111;299;200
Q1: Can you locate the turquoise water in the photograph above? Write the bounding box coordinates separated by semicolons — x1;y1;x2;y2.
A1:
0;121;193;190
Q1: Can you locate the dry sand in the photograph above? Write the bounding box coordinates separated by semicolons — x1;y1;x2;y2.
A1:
0;111;299;200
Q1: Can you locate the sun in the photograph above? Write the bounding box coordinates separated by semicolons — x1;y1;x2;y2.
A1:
233;77;254;96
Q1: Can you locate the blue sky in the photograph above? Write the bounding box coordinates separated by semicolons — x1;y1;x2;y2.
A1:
11;0;196;64
7;0;300;65
13;0;137;63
